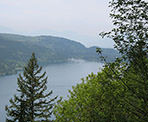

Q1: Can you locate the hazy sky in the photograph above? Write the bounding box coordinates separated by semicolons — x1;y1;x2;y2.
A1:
0;0;114;48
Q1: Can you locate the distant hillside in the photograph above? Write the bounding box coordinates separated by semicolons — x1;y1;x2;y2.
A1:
0;33;120;76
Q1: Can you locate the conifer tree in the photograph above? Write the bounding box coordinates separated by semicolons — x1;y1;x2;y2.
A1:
5;53;57;122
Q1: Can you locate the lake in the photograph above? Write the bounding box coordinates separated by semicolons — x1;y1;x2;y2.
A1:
0;61;102;121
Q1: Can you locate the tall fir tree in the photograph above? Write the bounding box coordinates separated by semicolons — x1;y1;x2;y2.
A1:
5;53;57;122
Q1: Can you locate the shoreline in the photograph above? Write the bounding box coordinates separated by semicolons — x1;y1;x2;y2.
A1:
0;59;100;77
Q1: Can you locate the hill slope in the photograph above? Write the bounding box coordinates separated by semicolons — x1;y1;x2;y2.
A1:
0;33;119;76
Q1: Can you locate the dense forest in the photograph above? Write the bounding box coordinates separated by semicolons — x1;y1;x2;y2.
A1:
5;0;148;122
0;33;119;76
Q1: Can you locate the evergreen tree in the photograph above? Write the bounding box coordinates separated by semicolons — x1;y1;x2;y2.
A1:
5;53;57;122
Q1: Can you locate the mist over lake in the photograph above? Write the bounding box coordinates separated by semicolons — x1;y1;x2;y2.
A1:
0;61;102;122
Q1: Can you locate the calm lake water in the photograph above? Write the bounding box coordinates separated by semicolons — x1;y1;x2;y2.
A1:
0;61;102;121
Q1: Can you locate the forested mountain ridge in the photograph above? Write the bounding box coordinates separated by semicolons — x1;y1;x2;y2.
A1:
0;33;119;76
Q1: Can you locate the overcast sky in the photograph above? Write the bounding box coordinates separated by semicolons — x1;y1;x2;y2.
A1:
0;0;114;48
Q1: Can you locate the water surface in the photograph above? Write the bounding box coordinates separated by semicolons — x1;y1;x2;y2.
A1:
0;61;102;121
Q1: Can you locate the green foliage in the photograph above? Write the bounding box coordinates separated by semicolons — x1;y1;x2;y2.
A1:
54;63;138;122
100;0;148;62
5;53;57;122
54;60;148;121
0;33;119;76
100;0;148;121
54;0;148;122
